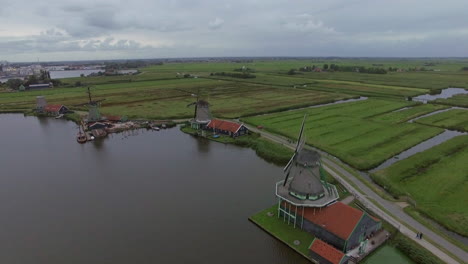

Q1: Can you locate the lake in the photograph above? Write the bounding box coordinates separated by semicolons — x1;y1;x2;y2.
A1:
49;70;102;79
0;114;309;264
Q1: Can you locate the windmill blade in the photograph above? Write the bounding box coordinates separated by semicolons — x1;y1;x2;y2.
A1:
283;153;296;172
283;166;293;186
295;114;307;153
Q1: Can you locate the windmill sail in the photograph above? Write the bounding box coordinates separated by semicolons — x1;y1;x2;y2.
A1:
283;114;307;186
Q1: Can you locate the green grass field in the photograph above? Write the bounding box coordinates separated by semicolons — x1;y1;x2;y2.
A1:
250;205;315;257
0;78;352;119
415;109;468;131
370;104;449;124
372;135;468;236
363;245;414;264
243;99;444;170
434;94;468;107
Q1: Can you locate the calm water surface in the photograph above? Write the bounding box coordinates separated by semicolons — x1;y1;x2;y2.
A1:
0;114;309;264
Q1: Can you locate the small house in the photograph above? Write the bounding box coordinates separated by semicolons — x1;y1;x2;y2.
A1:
309;238;349;264
205;119;248;137
44;104;68;116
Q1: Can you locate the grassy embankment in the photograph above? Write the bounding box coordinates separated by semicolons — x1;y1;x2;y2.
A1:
243;99;444;170
372;135;468;237
180;125;293;166
414;108;468;132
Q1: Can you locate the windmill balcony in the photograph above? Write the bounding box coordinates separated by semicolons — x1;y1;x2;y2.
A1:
276;180;339;208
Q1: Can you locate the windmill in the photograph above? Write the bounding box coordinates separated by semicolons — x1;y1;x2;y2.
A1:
178;88;212;130
73;87;106;122
282;114;331;201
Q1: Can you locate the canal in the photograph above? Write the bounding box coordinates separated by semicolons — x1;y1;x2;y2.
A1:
0;114;309;264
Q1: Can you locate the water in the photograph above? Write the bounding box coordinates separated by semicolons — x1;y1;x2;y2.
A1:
407;107;464;123
0;114;308;264
49;70;102;79
413;87;468;102
370;130;467;173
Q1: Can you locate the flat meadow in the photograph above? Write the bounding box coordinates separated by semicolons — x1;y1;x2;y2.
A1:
242;99;444;170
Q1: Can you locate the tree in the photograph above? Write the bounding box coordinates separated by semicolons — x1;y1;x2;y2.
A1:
287;69;296;75
323;64;329;70
80;74;85;77
75;81;82;87
6;79;23;90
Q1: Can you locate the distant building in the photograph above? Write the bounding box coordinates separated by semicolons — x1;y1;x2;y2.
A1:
205;119;248;137
28;83;53;90
36;96;47;111
44;104;68;116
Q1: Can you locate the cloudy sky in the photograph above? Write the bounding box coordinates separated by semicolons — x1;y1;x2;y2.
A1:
0;0;467;61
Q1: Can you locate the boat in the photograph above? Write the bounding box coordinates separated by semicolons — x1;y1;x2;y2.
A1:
77;132;87;143
152;126;160;131
76;123;87;143
55;114;64;119
161;124;167;129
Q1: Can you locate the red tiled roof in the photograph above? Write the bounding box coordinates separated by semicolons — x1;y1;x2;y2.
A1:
310;239;344;264
206;119;243;133
44;104;63;112
299;202;364;240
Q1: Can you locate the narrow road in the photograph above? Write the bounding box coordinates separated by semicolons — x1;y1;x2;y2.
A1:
244;124;467;264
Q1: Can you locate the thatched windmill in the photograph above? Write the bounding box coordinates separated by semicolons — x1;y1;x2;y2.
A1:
178;89;212;129
74;87;105;122
282;115;332;201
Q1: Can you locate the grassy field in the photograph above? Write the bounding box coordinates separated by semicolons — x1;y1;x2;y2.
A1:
370;104;449;124
434;94;468;107
0;78;352;119
363;245;414;264
249;205;315;257
415;108;468;131
372;135;468;236
243;99;444;170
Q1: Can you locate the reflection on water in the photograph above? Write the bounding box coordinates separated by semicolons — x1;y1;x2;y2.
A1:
370;130;467;173
0;114;309;264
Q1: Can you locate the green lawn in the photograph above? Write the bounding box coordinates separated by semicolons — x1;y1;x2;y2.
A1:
363;245;414;264
372;135;468;236
415;109;468;131
250;205;315;257
371;104;449;124
243;99;444;170
0;78;351;119
434;93;468;107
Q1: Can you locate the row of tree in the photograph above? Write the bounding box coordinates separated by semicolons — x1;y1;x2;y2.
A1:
210;72;256;78
3;70;61;90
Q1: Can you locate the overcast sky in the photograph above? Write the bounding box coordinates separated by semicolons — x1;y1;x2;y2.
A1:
0;0;467;62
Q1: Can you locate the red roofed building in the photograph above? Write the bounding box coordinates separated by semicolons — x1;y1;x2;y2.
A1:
205;119;248;137
43;104;69;116
281;201;381;252
309;238;349;264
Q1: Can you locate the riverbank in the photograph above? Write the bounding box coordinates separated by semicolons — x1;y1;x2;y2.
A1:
180;125;293;166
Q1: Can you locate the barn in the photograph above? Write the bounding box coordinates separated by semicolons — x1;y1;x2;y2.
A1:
205;119;248;137
43;104;69;116
280;201;382;252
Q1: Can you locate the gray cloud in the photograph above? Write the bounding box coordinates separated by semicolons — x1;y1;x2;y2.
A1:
0;0;467;61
